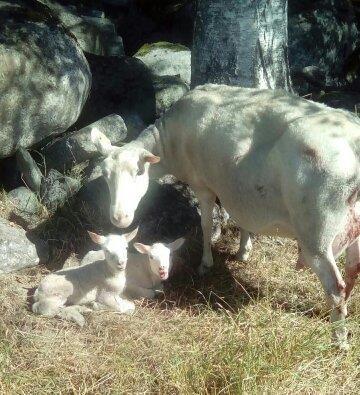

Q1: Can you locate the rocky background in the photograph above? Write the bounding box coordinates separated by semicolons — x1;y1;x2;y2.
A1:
1;0;360;274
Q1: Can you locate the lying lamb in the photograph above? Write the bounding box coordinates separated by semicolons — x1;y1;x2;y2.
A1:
81;237;185;300
125;237;185;299
32;228;138;326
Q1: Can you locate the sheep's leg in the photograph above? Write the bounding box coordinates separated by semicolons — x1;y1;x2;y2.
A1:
195;188;216;275
236;229;252;261
56;306;86;327
300;246;348;350
345;237;360;301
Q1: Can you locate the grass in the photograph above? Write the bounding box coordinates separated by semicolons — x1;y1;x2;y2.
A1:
1;228;360;394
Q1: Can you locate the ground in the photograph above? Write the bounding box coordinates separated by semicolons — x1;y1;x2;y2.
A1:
1;230;360;394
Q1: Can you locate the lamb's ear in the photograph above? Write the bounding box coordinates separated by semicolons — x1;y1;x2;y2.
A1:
87;231;106;245
167;237;185;252
133;242;151;254
142;151;160;164
124;227;138;242
91;128;114;156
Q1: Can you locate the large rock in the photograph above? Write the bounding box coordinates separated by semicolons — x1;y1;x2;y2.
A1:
7;187;45;228
134;42;191;85
152;75;189;116
74;54;156;140
40;169;81;213
117;1;194;55
0;1;91;158
16;148;43;193
42;0;124;56
0;217;48;273
289;0;360;92
42;114;128;171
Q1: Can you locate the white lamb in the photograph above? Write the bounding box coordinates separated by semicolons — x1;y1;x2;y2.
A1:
80;237;185;300
125;237;185;299
32;228;138;326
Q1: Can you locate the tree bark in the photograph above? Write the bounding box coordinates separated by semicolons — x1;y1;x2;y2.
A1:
191;0;292;90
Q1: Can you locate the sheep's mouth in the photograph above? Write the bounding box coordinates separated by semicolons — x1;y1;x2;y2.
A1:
159;269;168;280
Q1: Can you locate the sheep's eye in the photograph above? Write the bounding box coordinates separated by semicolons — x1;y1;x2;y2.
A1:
102;168;110;178
136;168;145;176
149;255;154;259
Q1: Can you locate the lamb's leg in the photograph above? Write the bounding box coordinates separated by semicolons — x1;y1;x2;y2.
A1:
97;291;135;314
195;188;216;275
236;229;252;261
126;283;156;299
56;306;86;327
32;295;63;317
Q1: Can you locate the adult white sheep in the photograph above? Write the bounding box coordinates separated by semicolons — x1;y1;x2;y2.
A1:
91;84;360;349
81;237;185;299
32;228;138;326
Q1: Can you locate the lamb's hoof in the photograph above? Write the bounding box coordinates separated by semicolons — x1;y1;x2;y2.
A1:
74;315;86;327
123;306;135;315
120;300;135;315
146;290;156;300
338;342;350;352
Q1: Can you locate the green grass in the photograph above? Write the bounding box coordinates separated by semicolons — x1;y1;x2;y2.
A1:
1;231;360;394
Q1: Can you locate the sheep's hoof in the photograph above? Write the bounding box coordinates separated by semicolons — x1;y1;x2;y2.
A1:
198;261;213;276
236;250;251;262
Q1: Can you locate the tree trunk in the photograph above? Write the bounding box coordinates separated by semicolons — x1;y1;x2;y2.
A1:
191;0;292;90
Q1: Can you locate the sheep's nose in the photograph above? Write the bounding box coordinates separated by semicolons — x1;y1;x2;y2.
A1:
111;212;132;227
114;212;129;222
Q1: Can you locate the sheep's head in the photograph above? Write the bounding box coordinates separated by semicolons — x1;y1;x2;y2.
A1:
134;238;185;280
87;228;138;271
91;128;160;228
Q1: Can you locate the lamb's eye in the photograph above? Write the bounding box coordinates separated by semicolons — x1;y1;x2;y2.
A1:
149;255;154;259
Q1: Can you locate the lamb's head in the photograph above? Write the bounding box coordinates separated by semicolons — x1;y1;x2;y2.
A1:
91;128;160;228
134;238;185;280
87;228;138;271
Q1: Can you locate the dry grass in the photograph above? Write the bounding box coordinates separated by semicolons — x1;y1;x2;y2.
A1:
1;230;360;394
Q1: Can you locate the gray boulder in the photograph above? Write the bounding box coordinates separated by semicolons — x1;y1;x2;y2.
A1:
0;1;91;158
8;187;45;228
16;148;43;193
134;42;191;85
152;75;189;116
289;0;360;92
40;169;81;213
42;114;127;171
74;54;156;141
41;0;124;56
0;217;48;273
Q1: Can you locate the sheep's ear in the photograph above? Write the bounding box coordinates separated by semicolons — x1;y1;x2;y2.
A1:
167;237;185;252
133;242;151;254
88;231;106;245
124;227;138;242
142;151;160;164
91;128;114;156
